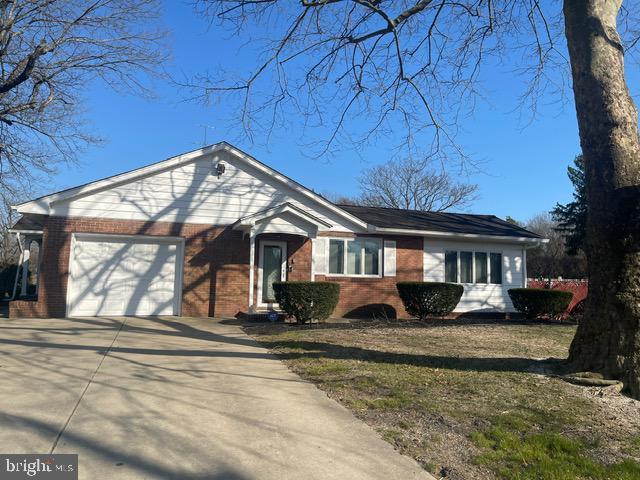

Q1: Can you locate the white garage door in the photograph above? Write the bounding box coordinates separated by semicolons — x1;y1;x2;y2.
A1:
67;235;183;317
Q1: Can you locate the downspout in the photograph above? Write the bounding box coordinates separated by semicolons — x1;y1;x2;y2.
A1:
34;238;43;297
523;246;528;288
248;229;255;314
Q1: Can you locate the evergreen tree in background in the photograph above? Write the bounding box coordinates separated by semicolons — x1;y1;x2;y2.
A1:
552;155;587;256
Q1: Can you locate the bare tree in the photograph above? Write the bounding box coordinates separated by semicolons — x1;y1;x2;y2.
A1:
357;156;476;211
525;212;587;282
526;213;565;282
0;0;166;198
321;191;359;205
193;0;640;398
0;193;19;267
189;0;566;159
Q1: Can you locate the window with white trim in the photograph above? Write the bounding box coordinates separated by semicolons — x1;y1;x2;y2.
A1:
460;251;473;283
444;250;502;284
329;240;344;274
445;250;457;282
475;252;487;283
328;238;382;276
490;253;502;284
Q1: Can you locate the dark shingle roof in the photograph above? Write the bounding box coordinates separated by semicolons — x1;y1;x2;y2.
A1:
10;214;46;231
337;204;542;239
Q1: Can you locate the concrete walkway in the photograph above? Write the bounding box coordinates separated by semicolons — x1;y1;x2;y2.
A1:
0;317;434;479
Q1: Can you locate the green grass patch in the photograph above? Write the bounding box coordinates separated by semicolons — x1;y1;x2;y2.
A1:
381;428;404;443
472;414;640;480
624;435;640;456
366;389;414;410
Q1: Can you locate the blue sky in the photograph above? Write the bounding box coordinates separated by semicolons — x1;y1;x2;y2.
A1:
55;2;638;223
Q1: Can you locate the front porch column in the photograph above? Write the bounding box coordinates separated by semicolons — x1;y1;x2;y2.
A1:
34;238;43;297
248;229;256;313
20;240;30;297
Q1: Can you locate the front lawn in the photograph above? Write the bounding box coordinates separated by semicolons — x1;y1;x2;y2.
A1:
246;320;640;479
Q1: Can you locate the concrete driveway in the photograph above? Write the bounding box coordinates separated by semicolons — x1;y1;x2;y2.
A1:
0;317;434;479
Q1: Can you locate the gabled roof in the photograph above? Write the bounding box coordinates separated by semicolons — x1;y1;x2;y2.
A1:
13;142;368;229
9;214;46;233
11;141;544;244
338;204;542;240
232;202;332;231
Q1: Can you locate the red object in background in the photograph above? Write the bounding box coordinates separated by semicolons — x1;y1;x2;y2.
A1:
528;279;588;319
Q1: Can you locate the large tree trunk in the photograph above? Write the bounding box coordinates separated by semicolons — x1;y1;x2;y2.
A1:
564;0;640;398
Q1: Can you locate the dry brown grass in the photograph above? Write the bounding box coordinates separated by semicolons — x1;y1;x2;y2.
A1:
246;319;640;480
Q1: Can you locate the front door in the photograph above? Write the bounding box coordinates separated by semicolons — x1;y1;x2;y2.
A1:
258;241;287;308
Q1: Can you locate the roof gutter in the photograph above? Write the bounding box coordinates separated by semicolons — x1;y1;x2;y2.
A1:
370;226;548;245
8;229;43;235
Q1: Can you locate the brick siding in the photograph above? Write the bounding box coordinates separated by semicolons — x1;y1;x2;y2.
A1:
10;216;422;319
11;216;213;317
315;235;424;318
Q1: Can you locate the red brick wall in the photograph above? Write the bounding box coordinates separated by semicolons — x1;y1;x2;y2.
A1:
9;299;48;318
9;216;422;319
209;227;250;318
9;216;245;318
9;217;317;319
315;235;423;318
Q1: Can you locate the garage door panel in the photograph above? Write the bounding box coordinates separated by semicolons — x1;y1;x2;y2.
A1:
68;236;182;317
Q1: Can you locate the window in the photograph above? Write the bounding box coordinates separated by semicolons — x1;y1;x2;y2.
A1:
327;238;382;277
329;240;344;274
347;240;362;275
364;239;380;275
445;250;503;285
490;253;502;284
445;251;458;282
475;252;488;283
460;251;473;283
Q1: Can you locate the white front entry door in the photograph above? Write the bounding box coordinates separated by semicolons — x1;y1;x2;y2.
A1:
257;241;287;309
67;235;183;317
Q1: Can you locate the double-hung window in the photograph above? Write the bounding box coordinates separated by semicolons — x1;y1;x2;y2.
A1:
328;240;344;274
460;251;473;283
444;250;503;285
475;252;488;283
445;250;458;282
328;238;382;276
489;253;502;284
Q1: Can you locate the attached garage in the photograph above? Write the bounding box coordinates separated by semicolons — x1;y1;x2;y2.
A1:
67;234;184;317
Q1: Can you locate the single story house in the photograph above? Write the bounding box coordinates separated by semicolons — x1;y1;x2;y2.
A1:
9;142;544;319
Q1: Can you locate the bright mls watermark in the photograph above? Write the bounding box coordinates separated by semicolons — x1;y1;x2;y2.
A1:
0;455;77;480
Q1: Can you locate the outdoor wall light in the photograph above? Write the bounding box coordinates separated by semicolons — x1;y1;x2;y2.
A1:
216;162;226;177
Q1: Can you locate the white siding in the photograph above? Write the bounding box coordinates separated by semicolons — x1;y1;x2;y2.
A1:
312;237;328;275
252;211;318;236
423;239;524;312
383;240;396;277
51;153;359;232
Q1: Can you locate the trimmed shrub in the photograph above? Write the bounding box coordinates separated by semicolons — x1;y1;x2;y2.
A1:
273;281;340;324
396;282;463;320
508;288;573;319
528;279;588;318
